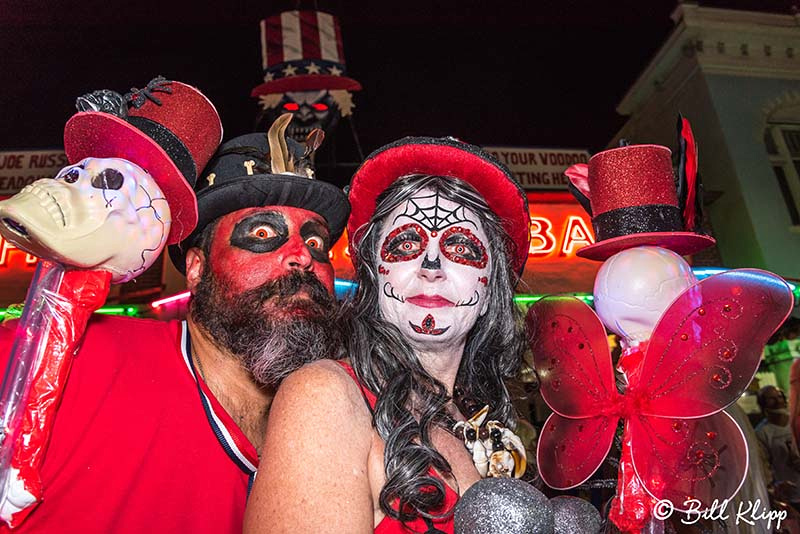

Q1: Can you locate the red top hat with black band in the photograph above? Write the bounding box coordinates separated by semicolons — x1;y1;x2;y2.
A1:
565;143;715;261
348;136;531;274
64;76;222;245
251;10;362;97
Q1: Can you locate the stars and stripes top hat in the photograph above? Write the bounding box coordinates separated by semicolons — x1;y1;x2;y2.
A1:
251;10;362;97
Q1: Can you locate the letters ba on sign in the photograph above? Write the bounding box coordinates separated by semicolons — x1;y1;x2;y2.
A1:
0;150;69;196
482;147;590;190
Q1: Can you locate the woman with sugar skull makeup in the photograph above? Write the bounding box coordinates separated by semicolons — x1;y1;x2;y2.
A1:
244;137;531;533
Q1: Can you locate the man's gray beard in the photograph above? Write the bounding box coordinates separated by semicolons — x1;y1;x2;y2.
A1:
243;311;341;388
191;268;342;388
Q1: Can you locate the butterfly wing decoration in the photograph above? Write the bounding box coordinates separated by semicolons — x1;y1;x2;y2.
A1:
629;269;793;509
527;296;620;489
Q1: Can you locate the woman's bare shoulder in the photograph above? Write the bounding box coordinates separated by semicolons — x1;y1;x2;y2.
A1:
270;359;373;428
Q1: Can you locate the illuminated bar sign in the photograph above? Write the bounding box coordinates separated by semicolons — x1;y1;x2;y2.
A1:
0;150;69;196
481;146;590;191
328;191;601;295
0;236;39;306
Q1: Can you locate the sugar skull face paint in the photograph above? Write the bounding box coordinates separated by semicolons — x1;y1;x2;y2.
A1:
207;205;335;298
377;188;491;347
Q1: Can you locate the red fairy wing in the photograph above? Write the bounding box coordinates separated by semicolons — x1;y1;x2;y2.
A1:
639;269;793;418
630;411;747;511
526;296;618;418
537;412;618;489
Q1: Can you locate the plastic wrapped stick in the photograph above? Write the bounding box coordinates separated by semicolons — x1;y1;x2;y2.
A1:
0;261;110;526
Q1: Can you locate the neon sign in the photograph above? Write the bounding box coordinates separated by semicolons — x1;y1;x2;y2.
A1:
0;237;37;267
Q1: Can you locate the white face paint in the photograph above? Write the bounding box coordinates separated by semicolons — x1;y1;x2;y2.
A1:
593;246;697;346
377;188;491;350
0;157;171;283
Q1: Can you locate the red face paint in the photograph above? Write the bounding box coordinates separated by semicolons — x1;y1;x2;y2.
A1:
208;206;335;297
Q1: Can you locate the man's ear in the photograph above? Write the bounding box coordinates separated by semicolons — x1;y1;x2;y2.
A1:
185;247;206;293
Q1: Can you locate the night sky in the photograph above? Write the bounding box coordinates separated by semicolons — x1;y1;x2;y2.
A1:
1;0;795;182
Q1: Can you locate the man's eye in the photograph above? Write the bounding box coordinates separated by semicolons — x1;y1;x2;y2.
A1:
283;102;299;111
306;236;324;249
252;225;276;239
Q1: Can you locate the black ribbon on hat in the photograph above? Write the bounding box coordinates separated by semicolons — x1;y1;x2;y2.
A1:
592;204;683;242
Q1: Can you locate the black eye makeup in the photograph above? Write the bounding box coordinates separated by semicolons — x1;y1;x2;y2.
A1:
300;220;331;263
230;211;289;253
380;223;428;263
440;226;488;269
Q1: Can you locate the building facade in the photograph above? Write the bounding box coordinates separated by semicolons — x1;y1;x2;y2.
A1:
612;3;800;284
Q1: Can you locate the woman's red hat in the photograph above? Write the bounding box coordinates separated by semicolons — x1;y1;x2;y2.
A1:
347;136;531;273
63;77;223;244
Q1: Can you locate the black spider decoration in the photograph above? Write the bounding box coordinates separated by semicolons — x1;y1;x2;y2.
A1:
124;76;173;108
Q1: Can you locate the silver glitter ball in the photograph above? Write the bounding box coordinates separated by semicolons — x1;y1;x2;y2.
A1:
454;478;554;534
550;496;601;534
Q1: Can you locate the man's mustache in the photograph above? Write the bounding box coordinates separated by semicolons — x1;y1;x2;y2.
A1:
247;270;333;305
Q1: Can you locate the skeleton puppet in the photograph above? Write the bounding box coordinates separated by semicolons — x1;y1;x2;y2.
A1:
0;77;222;527
529;130;793;533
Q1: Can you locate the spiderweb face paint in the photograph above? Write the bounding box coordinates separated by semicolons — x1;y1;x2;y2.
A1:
377;187;491;349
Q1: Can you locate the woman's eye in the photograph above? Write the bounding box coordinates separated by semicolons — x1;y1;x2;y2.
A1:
399;240;420;253
380;223;428;262
444;242;476;258
252;226;276;239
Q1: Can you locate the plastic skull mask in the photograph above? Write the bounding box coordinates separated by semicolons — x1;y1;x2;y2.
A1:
0;157;171;283
593;246;697;347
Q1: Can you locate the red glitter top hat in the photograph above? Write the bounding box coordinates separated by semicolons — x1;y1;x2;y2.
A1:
251;10;362;96
63;77;223;244
348;136;530;274
566;143;715;261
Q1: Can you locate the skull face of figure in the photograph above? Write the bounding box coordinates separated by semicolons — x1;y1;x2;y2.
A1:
0;157;171;283
257;90;342;141
593;246;696;347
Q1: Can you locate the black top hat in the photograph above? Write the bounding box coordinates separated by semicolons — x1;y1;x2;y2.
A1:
168;130;349;273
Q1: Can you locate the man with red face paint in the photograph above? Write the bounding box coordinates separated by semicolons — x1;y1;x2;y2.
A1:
0;128;349;534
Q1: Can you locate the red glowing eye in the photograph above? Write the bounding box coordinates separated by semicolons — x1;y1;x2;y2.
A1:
283;102;300;111
312;103;328;111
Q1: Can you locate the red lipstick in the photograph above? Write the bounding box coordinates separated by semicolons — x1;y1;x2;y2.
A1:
406;295;455;308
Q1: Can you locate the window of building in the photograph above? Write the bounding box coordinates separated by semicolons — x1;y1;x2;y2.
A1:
765;124;800;226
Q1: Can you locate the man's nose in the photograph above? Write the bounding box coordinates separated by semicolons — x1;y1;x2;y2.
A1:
417;253;445;282
281;235;313;271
